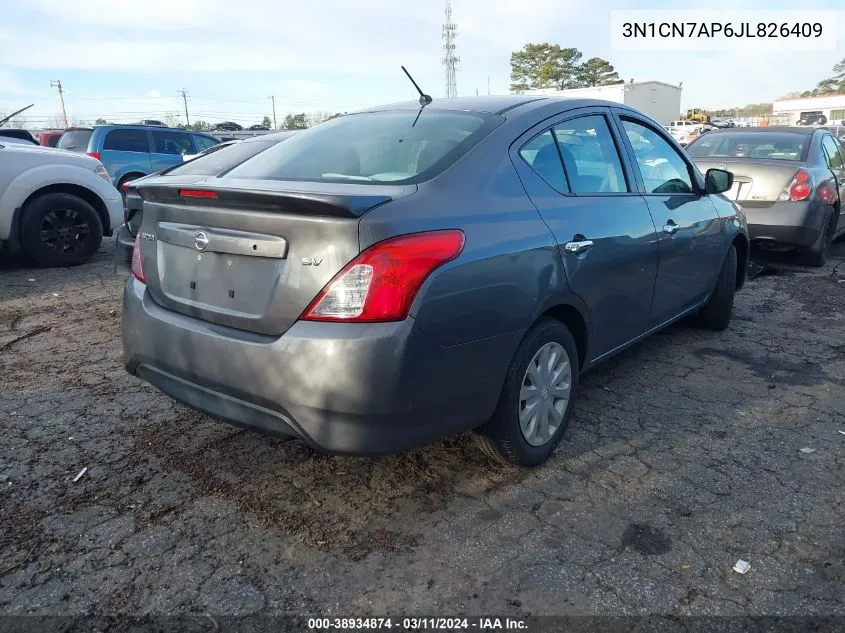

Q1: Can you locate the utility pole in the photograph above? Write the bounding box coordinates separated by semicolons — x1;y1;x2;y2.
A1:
180;89;190;127
50;80;68;128
269;96;277;130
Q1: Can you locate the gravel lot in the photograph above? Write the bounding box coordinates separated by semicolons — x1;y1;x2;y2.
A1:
1;239;843;621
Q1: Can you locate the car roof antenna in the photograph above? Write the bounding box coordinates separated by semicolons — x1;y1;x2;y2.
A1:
402;66;433;107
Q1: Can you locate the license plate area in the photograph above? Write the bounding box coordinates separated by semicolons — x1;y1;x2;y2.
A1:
157;243;281;318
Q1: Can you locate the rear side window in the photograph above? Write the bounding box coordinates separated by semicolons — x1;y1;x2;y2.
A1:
686;132;807;161
553;116;627;193
194;135;219;152
225;110;500;184
519;130;567;192
104;129;149;153
165;141;277;176
57;129;93;152
152;131;193;155
822;136;844;170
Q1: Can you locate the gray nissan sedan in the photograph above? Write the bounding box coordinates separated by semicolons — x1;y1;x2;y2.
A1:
122;96;748;467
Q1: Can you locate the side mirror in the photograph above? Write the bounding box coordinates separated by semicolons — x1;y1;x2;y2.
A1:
705;168;733;194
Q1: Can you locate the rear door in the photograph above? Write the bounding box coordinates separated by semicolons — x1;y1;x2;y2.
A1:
150;130;195;172
821;134;845;234
615;113;725;323
101;128;152;183
511;108;659;359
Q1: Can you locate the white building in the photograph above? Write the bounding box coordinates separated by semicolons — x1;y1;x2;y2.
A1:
523;81;682;125
772;94;845;126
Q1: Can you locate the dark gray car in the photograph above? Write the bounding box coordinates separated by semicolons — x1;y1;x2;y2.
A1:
122;96;748;467
686;127;845;266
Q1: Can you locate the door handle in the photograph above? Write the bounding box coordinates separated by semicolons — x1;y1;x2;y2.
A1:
663;221;679;235
564;239;594;254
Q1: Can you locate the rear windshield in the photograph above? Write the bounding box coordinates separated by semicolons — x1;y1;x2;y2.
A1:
224;109;501;184
686;132;808;161
163;140;277;176
57;129;93;152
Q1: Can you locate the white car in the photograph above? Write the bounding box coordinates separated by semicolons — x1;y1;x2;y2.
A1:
0;141;123;266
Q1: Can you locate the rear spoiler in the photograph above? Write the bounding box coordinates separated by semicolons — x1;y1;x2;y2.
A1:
137;184;393;218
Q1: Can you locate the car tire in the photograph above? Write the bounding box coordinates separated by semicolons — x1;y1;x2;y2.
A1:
805;209;834;268
20;193;103;267
695;243;737;330
475;318;579;467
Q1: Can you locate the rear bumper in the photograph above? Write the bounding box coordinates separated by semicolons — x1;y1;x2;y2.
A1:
744;201;827;249
121;278;512;455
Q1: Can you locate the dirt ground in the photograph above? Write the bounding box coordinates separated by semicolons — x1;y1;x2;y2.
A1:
0;239;843;621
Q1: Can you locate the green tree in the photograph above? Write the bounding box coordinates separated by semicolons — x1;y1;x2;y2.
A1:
802;57;845;97
577;57;623;87
95;117;108;125
510;43;583;92
262;116;272;129
283;113;308;130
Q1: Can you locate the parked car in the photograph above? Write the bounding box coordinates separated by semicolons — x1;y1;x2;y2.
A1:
57;125;220;190
667;122;704;147
797;112;827;126
686;127;845;266
122;96;747;467
36;130;65;147
213;122;243;131
115;132;298;272
0;129;38;145
0;141;122;266
181;139;239;162
249;124;269;131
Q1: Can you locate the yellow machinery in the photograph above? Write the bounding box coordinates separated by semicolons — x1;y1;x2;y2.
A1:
683;108;710;124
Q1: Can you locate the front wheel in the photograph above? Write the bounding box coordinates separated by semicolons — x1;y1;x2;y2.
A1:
19;193;103;267
475;319;579;467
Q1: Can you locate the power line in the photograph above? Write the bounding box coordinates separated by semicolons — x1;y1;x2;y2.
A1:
50;80;68;128
442;0;459;98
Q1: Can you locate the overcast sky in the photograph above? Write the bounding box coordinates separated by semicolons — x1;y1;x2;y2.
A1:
1;0;843;128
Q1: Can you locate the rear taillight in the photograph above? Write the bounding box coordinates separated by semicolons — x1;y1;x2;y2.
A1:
131;233;146;283
301;230;465;322
816;182;837;204
87;151;101;160
778;169;813;202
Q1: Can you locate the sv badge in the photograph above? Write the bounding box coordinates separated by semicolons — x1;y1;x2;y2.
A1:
301;257;323;266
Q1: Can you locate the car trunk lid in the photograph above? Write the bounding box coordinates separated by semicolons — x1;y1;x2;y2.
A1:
135;178;416;335
693;158;805;205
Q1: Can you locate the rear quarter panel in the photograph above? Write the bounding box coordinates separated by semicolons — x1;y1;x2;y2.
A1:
359;120;575;422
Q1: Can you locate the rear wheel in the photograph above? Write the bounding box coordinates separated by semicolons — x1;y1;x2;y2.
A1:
804;209;834;268
20;193;103;267
118;173;145;202
475;319;579;467
695;243;737;330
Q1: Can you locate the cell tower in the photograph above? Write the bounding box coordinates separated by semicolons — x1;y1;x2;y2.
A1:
442;0;459;98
